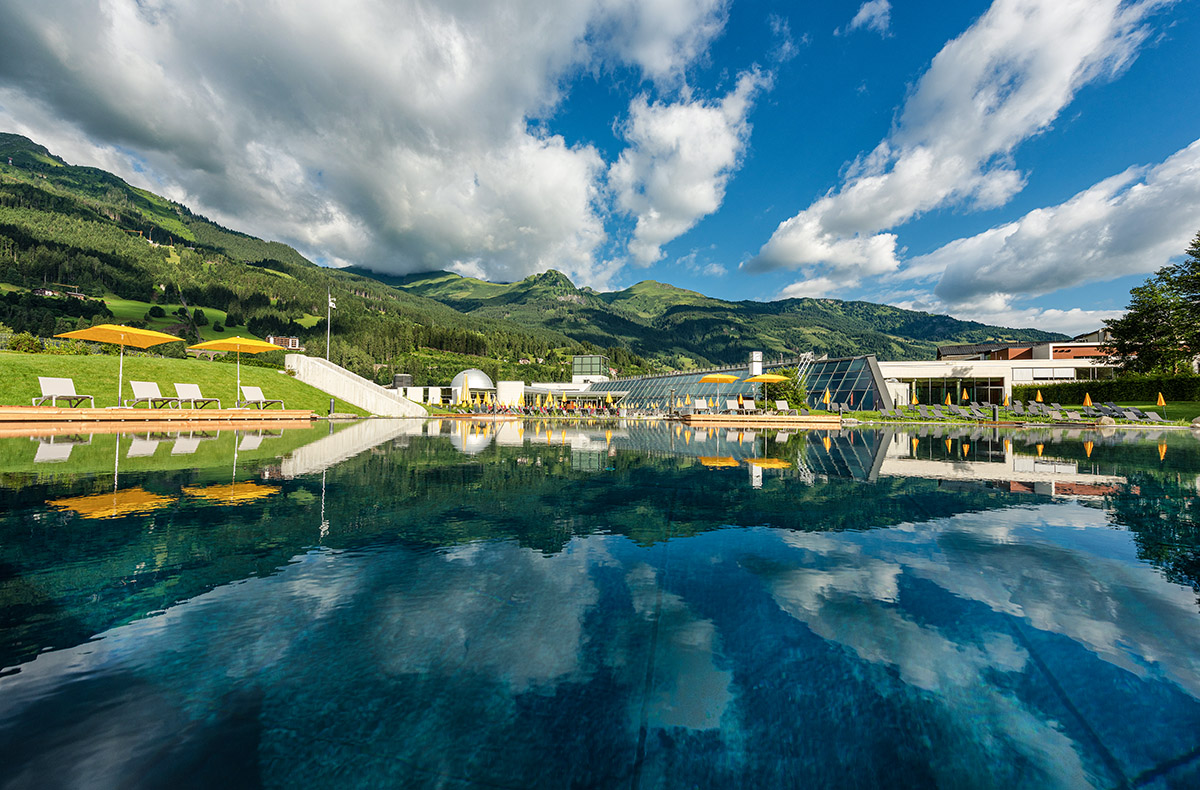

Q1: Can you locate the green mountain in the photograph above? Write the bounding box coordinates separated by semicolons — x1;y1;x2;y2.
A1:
387;269;1067;367
1;131;1066;381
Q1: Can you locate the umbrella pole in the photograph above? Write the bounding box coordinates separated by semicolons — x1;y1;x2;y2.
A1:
117;345;125;406
236;349;241;406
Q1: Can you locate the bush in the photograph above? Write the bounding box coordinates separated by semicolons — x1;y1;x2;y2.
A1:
192;308;209;327
148;305;166;318
1013;375;1200;404
44;339;91;356
212;322;223;332
7;332;44;353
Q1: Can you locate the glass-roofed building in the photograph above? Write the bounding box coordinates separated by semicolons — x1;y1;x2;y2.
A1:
584;353;893;412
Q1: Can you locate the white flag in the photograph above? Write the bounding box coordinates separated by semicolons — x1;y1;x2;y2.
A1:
329;295;337;309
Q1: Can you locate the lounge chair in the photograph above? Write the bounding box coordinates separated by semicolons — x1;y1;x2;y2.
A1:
175;382;221;409
237;385;284;409
31;434;90;463
774;400;797;416
127;433;162;458
725;399;740;414
1144;411;1167;423
32;377;94;408
126;381;180;409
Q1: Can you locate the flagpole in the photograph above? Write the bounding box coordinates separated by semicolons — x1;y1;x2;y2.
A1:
326;289;331;361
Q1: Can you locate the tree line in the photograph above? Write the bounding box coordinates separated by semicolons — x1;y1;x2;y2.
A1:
1105;231;1200;375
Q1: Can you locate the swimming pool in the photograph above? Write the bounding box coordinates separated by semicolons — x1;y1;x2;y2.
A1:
1;421;1198;788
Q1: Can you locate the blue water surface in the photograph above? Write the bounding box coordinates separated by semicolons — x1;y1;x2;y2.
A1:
0;421;1198;788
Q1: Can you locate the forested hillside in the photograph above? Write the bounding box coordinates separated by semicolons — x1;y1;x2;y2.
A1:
0;133;632;382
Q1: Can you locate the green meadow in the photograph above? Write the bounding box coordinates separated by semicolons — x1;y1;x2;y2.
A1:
0;351;367;414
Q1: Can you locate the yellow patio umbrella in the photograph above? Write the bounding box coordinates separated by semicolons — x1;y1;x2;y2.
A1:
605;392;614;406
1035;390;1043;403
189;336;285;404
1159;441;1167;461
961;388;968;401
746;457;791;469
822;434;832;452
945;438;952;452
744;372;789;404
1036;443;1044;456
1003;394;1010;407
911;437;919;453
1083;393;1093;407
699;456;740;468
461;379;471;406
911;393;919;406
1157;392;1166;419
48;486;174;519
1084;440;1094;458
944;393;952;406
183;481;278;505
700;372;739;405
823;388;831;407
57;324;184;404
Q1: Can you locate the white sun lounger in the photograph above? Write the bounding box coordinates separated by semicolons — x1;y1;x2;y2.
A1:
32;377;94;408
175;382;221;409
237;385;284;409
125;381;180;409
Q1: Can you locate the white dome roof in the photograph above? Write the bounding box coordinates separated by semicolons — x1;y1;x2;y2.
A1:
451;368;494;390
450;430;494;455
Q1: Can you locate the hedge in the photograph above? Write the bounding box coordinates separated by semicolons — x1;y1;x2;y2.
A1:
1013;376;1200;404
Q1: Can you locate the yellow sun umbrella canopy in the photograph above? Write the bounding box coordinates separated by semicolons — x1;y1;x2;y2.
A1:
48;487;174;519
743;374;789;383
56;324;185;403
189;336;285;402
746;457;792;469
57;323;183;348
699;373;740;383
699;456;740;468
183;481;278;505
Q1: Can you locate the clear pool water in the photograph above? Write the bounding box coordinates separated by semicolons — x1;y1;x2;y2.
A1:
1;420;1198;788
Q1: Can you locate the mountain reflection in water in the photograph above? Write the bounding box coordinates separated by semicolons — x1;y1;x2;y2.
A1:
0;420;1197;788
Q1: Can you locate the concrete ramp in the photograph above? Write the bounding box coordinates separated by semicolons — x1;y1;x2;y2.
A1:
286;354;426;417
281;418;426;477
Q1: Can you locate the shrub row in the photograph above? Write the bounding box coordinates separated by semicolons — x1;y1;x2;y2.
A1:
1013;376;1200;404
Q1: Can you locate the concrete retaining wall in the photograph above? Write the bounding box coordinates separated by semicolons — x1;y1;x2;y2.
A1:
285;354;426;417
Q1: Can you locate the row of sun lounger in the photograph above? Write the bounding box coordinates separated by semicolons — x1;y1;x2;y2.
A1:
31;377;285;409
29;429;279;463
879;399;1167;424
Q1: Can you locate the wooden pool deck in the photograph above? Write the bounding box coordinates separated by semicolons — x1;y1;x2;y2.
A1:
681;413;842;430
0;405;315;431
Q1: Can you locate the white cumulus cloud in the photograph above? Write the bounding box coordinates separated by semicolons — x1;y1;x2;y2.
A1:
749;0;1171;287
0;0;732;286
610;69;769;266
839;1;892;37
919;138;1200;305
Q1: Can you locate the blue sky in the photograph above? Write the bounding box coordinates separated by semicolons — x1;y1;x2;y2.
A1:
1;0;1198;334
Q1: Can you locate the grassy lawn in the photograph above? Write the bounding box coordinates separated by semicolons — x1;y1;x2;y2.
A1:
1112;401;1200;422
0;351;367;415
0;422;355;479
